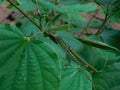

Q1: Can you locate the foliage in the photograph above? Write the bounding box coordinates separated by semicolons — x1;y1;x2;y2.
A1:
0;0;120;90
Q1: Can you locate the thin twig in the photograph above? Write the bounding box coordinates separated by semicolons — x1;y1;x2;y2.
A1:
84;10;98;33
96;4;110;35
95;17;108;35
92;14;104;21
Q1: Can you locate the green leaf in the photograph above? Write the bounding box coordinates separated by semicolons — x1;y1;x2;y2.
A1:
33;0;97;15
50;25;69;31
94;0;118;5
60;4;97;21
102;28;120;50
17;1;36;11
0;24;25;74
77;45;120;70
18;20;40;36
61;66;92;90
110;11;120;23
0;0;4;4
93;62;120;90
61;4;98;13
59;0;89;5
32;0;63;13
0;24;60;90
16;0;29;4
76;37;120;52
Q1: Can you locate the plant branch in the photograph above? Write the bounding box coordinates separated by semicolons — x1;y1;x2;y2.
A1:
96;5;110;35
83;10;98;34
52;34;98;73
91;14;104;21
69;48;98;73
95;4;120;35
7;0;98;73
95;16;108;35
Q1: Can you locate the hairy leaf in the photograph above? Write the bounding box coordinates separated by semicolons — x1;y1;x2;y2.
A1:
61;66;92;90
0;24;60;90
93;62;120;90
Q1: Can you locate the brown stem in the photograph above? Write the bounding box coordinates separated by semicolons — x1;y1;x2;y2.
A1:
84;10;98;33
95;4;120;35
95;17;108;35
96;5;110;35
91;14;105;21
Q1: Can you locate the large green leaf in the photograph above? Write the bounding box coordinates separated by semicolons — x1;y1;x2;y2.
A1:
0;24;60;90
76;41;120;90
61;66;92;90
76;37;120;52
93;62;120;90
0;24;24;70
60;4;97;13
77;45;120;70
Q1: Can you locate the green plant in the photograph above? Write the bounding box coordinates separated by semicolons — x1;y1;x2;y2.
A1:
0;0;120;90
